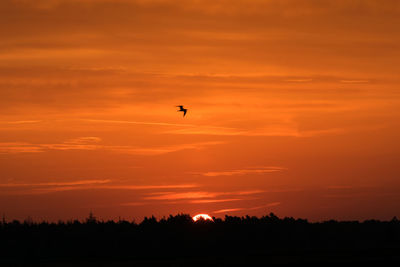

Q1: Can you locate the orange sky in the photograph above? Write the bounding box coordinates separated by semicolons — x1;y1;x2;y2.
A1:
1;0;400;221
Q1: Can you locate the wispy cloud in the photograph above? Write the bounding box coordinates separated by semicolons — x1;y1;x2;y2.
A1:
0;179;111;187
144;191;218;200
189;198;242;204
284;79;313;83
85;119;242;140
144;189;266;201
240;127;346;138
97;184;198;190
0;120;42;124
0;142;44;154
199;167;285;177
64;137;102;144
109;141;225;156
0;137;102;154
0;138;225;155
213;208;244;214
236;190;266;195
83;119;238;131
82;119;196;128
165;128;246;136
212;202;281;214
0;180;199;195
43;144;101;151
340;80;370;84
0;179;112;195
167;126;346;137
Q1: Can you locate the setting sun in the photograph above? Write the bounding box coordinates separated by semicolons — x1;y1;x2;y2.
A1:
192;214;213;222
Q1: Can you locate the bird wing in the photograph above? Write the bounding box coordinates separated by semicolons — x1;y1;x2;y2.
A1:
183;109;187;116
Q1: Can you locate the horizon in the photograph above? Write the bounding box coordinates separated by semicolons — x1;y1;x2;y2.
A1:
1;0;400;222
2;211;399;224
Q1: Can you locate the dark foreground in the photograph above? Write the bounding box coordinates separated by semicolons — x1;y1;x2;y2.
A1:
1;213;400;266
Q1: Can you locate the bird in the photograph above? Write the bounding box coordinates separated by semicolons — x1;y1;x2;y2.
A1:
176;105;188;117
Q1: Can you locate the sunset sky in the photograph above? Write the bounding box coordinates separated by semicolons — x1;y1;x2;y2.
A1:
1;0;400;222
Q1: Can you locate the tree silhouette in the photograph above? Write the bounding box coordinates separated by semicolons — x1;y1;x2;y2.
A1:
86;211;97;224
0;213;399;265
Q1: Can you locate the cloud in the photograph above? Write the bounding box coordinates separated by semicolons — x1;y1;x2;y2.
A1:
144;191;218;200
243;127;346;138
213;208;243;214
82;119;197;128
166;125;347;137
340;80;370;84
189;198;242;204
0;179;111;187
0;138;225;155
144;189;266;201
199;167;285;177
109;141;225;156
0;142;44;154
84;119;240;136
0;120;42;124
0;137;103;154
236;190;266;195
284;79;313;83
165;128;246;136
97;184;198;190
0;179;112;195
64;136;102;144
0;180;199;195
212;202;281;214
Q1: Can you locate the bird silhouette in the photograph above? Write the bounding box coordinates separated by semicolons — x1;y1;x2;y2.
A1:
176;105;188;117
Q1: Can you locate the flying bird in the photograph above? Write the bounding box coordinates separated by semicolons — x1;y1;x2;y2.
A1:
176;105;188;117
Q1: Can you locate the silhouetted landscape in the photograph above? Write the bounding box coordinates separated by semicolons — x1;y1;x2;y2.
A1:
1;213;400;266
3;0;400;266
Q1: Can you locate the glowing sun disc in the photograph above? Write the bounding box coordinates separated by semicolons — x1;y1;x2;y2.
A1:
192;214;213;221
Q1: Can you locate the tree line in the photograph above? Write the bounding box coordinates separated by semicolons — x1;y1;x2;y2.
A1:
1;213;400;265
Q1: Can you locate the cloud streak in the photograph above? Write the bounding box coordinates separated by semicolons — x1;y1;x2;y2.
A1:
199;167;285;177
144;189;266;201
0;142;44;154
109;141;225;156
0;138;225;155
82;119;198;128
0;120;42;124
144;191;218;200
0;180;199;195
0;179;111;187
213;202;281;214
166;126;346;137
189;198;242;204
213;208;243;214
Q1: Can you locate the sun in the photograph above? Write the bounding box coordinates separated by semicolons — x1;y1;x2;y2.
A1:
192;214;213;222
